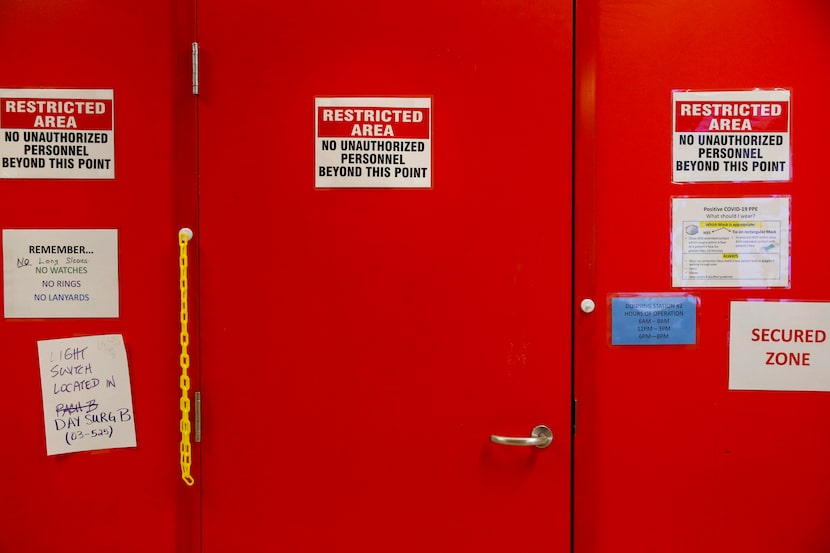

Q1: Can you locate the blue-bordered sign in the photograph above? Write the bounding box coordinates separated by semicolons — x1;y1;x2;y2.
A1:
611;295;697;346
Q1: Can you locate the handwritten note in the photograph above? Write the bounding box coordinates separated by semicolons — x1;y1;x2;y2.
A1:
38;334;136;456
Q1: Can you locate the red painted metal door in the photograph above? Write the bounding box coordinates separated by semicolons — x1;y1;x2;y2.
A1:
575;1;830;551
198;1;573;550
0;2;199;552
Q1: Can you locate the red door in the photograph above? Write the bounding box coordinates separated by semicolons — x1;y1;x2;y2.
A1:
197;1;574;550
0;2;199;552
575;1;830;551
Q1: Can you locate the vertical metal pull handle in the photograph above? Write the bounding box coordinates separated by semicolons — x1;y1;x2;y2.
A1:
194;391;202;443
490;425;553;448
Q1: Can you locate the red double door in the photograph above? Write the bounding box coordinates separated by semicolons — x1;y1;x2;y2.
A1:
3;1;830;552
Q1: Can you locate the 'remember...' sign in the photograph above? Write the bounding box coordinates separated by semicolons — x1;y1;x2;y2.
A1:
673;89;790;183
0;88;114;179
315;97;431;188
3;229;119;318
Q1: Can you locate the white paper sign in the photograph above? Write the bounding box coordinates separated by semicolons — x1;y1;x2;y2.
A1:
673;89;790;183
730;301;830;391
3;229;119;318
38;334;136;455
315;97;432;188
0;88;115;179
671;197;790;288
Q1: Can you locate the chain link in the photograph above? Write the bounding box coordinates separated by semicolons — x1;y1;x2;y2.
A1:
179;230;195;486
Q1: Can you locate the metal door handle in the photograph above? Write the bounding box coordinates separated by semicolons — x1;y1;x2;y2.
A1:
490;425;553;448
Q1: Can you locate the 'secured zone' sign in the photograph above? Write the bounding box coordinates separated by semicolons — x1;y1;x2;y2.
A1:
315;97;431;188
0;88;114;179
673;89;791;183
729;301;830;391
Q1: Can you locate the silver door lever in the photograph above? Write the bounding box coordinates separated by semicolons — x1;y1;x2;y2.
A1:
490;425;553;448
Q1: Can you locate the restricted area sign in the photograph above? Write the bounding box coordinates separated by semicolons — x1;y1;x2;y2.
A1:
730;301;830;391
315;97;431;188
673;89;790;183
0;88;114;179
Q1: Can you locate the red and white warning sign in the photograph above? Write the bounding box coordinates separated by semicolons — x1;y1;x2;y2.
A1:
0;88;114;179
315;97;431;188
730;301;830;391
673;89;790;183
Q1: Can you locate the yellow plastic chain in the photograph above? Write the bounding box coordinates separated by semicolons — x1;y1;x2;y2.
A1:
179;229;195;486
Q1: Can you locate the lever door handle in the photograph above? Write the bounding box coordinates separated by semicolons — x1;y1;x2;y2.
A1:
490;425;553;448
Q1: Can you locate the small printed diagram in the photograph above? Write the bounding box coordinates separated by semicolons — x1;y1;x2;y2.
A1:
684;221;779;254
681;219;782;282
